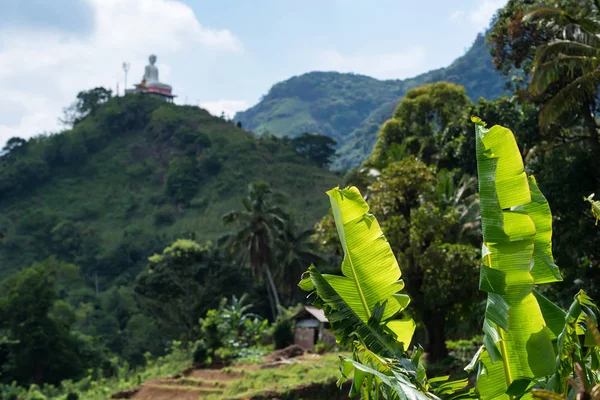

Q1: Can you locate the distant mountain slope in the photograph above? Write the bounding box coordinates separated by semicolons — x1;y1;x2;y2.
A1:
235;33;508;169
0;96;340;279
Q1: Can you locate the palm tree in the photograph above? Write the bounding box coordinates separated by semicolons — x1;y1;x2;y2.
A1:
275;220;325;305
221;182;288;319
525;2;600;135
434;170;480;246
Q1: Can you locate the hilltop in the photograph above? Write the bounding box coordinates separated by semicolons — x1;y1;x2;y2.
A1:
235;33;508;169
0;95;340;280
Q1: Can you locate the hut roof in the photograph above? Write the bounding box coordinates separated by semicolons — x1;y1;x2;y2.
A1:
293;306;328;323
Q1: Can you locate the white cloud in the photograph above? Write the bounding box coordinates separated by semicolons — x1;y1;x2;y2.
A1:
449;0;506;30
314;47;427;80
0;0;243;146
199;100;250;119
470;0;506;30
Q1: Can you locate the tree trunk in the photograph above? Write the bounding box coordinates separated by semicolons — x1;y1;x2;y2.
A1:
265;280;277;321
583;101;600;150
423;311;448;363
264;267;282;319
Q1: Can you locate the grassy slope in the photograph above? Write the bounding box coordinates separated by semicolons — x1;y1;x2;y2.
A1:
0;98;340;278
235;33;507;169
50;351;347;400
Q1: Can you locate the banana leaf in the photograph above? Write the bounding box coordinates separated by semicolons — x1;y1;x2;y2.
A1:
300;265;414;357
340;357;434;400
299;186;414;347
473;120;560;399
299;186;424;397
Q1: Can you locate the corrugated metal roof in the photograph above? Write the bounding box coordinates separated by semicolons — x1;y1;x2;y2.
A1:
293;305;329;323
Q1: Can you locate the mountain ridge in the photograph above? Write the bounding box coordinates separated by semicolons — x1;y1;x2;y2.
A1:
235;33;508;169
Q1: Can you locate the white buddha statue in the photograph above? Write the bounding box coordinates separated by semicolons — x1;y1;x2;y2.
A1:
143;54;171;91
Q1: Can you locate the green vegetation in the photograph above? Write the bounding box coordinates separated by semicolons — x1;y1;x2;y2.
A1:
2;1;600;397
221;182;324;319
0;94;339;281
235;34;508;169
0;341;191;400
290;132;337;168
195;294;269;366
220;353;343;399
301;118;600;398
0;92;339;396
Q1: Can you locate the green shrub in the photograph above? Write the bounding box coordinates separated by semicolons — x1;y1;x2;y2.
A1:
198;295;271;362
192;340;209;366
272;318;294;350
165;156;200;202
214;347;234;365
201;154;222;175
147;105;184;141
153;205;176;226
174;128;211;153
199;308;223;351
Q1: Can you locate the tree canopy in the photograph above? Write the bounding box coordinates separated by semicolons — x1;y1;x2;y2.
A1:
291;132;337;167
61;87;113;127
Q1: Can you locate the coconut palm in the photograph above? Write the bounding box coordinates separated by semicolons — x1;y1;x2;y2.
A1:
221;182;288;319
525;2;600;133
275;220;325;305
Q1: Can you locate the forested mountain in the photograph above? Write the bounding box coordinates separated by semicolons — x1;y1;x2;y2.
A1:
0;94;340;282
235;33;508;169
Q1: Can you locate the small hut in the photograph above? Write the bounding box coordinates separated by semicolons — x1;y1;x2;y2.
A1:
292;306;336;350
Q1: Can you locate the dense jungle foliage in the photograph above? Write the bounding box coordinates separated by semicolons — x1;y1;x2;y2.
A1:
1;0;600;398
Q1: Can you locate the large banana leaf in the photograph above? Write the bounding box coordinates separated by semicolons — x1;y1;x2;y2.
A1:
473;120;561;399
299;186;420;397
300;186;413;343
300;265;414;356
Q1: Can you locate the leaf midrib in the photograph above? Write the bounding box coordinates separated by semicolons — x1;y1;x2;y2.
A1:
342;222;371;319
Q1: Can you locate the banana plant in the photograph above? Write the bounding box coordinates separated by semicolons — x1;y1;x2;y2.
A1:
299;186;469;398
467;117;565;399
299;187;415;350
301;118;600;399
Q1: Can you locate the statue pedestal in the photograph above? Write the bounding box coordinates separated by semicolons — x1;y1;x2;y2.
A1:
130;83;175;102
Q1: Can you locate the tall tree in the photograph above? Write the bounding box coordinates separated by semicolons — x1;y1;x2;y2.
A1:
222;182;288;319
0;265;85;385
368;157;480;361
291;132;337;168
369;82;471;171
134;239;247;341
60;87;112;127
526;1;600;134
488;0;600;134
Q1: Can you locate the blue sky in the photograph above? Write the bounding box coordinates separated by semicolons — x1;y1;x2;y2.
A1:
0;0;506;145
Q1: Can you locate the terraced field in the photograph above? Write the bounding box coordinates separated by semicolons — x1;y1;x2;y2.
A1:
120;352;350;400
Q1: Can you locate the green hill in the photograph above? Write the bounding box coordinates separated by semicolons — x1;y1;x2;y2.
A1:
234;33;508;169
0;95;340;280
